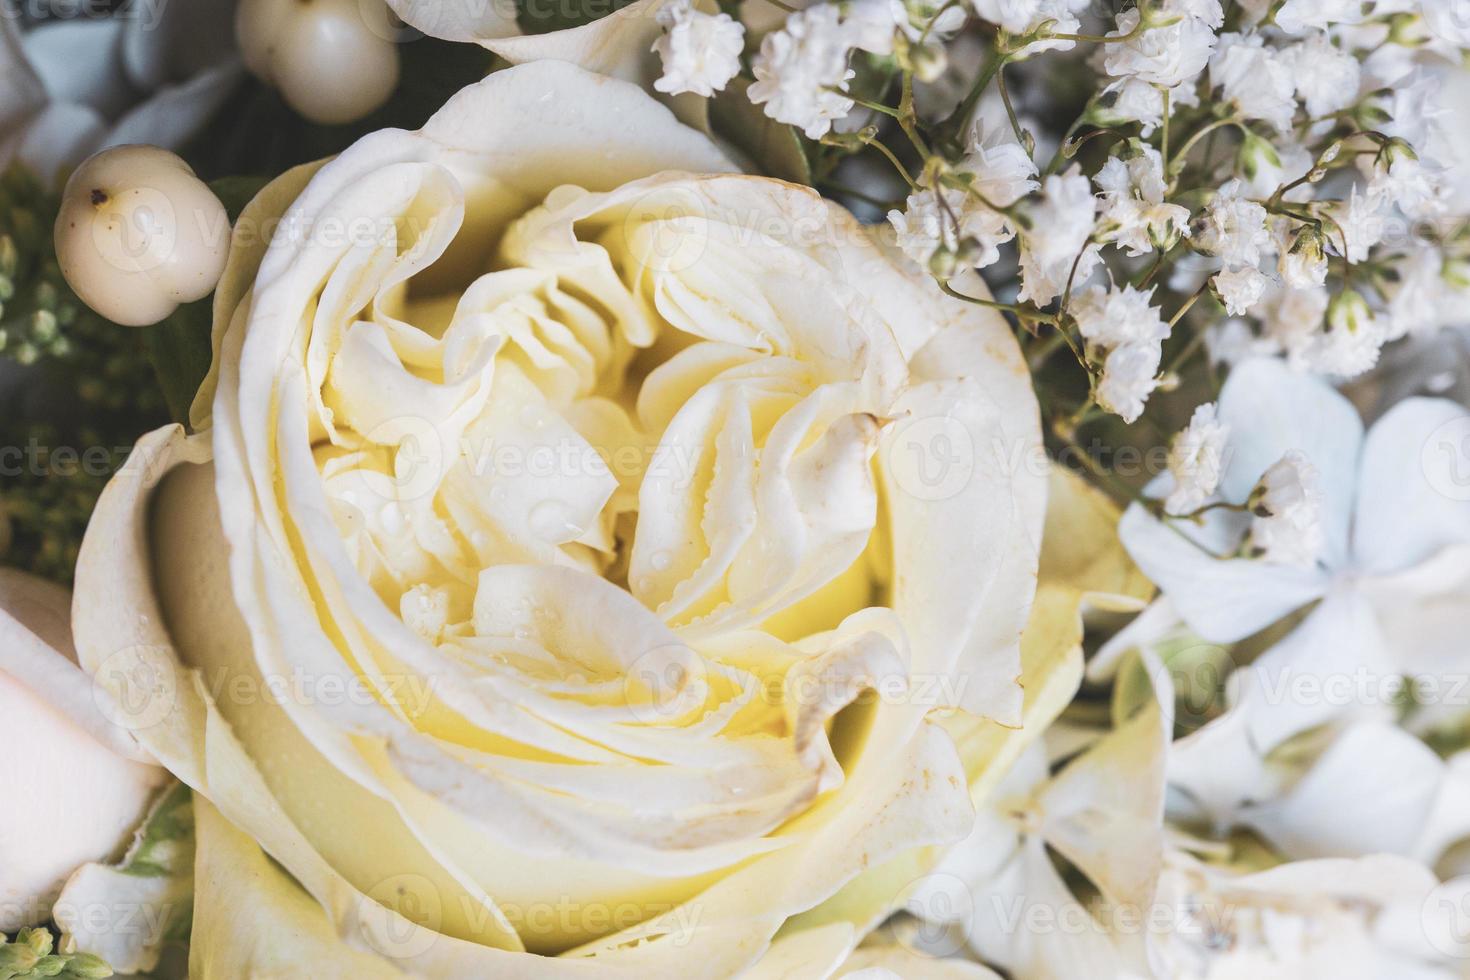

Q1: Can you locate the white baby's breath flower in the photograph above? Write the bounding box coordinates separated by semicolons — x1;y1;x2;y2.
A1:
1275;0;1366;33
889;186;959;267
1381;71;1448;163
1103;3;1220;89
888;126;1037;274
969;0;1091;49
653;0;745;97
1097;75;1200;136
1213;264;1268;315
1308;316;1387;377
1332;184;1386;263
1097;77;1163;134
1095;147;1191;255
1285;32;1362;117
1167;0;1227;19
888;184;1013;270
1018;167;1101;305
1261;283;1330;368
842;0;911;55
1248;449;1324;565
1097;340;1163;423
1072;283;1170;348
961;124;1040;206
1210;32;1298;131
749;4;855;139
1369;154;1450;221
1195;179;1272;267
1305;289;1388;377
1165;402;1230;515
1278;228;1330;288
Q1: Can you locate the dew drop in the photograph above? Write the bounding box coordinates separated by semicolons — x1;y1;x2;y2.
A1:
650;550;672;572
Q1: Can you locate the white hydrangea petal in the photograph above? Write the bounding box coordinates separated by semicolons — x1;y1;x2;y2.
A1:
1226;590;1394;751
1241;721;1447;860
1352;397;1470;576
1118;500;1331;644
1214;358;1363;569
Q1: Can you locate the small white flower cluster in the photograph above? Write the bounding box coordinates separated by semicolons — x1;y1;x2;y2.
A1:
859;0;1470;425
889;124;1038;273
1073;283;1169;422
1163;401;1228;514
1247;448;1324;565
652;0;746;98
650;0;1470;429
744;0;955;138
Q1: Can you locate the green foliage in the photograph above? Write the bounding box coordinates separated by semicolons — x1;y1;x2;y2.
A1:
0;928;112;980
710;78;816;185
0;165;168;583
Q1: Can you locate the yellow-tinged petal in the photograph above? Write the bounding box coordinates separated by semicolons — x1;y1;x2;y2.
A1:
780;465;1152;949
190;797;401;980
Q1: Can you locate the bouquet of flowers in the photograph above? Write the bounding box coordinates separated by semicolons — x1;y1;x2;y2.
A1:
4;0;1470;976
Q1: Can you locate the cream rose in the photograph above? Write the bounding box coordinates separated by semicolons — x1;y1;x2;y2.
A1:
75;62;1043;975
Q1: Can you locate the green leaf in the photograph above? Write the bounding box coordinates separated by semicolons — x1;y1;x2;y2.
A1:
137;175;266;427
143;297;213;427
0;928;113;980
709;78;816;186
209;176;271;224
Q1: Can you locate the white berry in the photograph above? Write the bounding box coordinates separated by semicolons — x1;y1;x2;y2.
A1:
55;146;230;328
237;0;400;125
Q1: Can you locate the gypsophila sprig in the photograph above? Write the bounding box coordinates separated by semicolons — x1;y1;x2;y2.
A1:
747;0;1470;433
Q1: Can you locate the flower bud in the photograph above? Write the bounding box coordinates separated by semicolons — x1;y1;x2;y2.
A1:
54;146;229;328
236;0;400;125
1327;288;1374;335
1279;226;1328;289
1378;136;1418;169
928;244;958;279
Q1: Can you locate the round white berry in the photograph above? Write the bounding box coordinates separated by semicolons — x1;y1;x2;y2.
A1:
55;145;230;328
237;0;400;125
